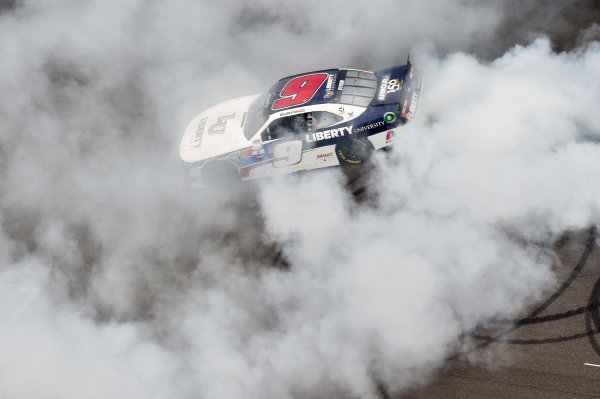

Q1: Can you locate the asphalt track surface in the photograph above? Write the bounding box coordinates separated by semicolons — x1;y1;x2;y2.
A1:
343;2;600;391
398;228;600;398
2;0;599;397
348;3;600;396
274;163;600;398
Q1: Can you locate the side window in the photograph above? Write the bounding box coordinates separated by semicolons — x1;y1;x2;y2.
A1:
311;111;344;130
260;111;344;142
261;113;310;142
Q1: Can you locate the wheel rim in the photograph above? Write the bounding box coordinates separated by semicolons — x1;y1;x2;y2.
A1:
337;137;372;165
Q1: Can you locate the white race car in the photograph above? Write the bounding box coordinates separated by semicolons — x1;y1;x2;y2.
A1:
180;61;422;186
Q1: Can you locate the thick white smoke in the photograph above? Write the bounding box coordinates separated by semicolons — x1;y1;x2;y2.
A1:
255;38;600;395
0;0;599;398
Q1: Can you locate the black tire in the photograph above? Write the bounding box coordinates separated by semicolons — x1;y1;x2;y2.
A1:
335;136;374;166
201;160;240;187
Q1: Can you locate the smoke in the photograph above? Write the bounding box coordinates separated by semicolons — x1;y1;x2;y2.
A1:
0;0;599;398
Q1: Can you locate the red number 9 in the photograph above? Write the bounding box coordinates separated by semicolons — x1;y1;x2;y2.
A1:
272;73;328;110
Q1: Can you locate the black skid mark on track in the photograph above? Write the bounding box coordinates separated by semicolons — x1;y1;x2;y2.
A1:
450;226;598;360
586;268;600;355
488;302;600;327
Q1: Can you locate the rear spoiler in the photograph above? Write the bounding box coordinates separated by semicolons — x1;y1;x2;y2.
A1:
398;56;421;120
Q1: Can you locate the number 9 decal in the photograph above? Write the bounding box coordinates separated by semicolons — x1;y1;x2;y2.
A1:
272;73;329;110
273;140;303;168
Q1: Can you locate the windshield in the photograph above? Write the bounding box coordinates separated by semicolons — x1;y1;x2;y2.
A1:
243;94;267;140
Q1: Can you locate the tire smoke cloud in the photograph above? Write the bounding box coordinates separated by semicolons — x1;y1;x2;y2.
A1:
0;1;598;398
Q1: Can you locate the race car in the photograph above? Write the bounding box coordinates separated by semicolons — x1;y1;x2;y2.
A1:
180;60;422;186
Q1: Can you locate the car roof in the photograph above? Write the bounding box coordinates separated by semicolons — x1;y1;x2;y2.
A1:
263;68;377;117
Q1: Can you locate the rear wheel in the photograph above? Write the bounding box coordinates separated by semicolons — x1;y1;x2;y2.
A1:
335;136;374;167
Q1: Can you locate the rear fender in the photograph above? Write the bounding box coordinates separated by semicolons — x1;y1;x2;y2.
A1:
371;65;408;105
372;62;422;121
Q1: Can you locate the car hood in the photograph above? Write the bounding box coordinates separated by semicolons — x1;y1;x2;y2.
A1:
180;94;261;164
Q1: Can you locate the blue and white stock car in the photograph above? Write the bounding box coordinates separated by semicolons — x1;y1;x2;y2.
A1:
180;61;422;186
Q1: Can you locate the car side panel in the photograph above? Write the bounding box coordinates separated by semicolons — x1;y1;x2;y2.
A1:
191;104;406;182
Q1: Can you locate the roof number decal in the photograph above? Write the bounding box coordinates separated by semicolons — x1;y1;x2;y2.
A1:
272;73;328;110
